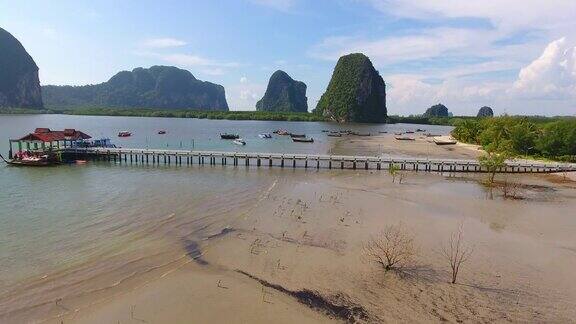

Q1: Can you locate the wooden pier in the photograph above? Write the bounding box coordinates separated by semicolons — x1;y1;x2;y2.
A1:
60;147;576;174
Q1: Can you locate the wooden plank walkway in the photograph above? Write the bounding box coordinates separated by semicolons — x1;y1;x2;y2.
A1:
61;147;576;174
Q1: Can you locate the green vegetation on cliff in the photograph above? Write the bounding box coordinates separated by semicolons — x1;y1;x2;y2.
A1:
42;66;228;111
256;70;308;113
314;53;386;123
0;27;43;108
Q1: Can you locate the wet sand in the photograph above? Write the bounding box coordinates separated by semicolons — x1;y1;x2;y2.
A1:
35;169;576;323
3;134;576;323
332;133;483;160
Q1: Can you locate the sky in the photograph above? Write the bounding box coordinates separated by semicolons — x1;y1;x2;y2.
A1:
1;0;575;116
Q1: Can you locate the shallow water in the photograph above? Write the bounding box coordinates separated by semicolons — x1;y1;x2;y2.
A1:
0;114;453;318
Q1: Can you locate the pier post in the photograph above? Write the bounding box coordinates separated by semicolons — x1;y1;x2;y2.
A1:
353;160;356;170
257;156;261;167
269;156;272;167
317;158;320;169
292;157;296;168
245;157;249;166
146;154;149;164
377;159;381;170
365;161;368;170
305;159;308;169
130;154;133;164
281;157;284;168
329;159;332;169
341;160;344;169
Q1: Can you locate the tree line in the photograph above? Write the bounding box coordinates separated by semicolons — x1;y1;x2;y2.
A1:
451;116;576;162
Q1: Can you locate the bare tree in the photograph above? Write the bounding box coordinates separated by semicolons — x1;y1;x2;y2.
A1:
440;224;473;284
500;178;521;199
363;223;416;271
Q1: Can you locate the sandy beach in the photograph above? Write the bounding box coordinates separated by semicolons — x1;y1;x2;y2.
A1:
2;134;576;323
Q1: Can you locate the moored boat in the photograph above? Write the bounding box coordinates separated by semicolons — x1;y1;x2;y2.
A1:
395;136;416;141
292;137;314;143
289;133;306;138
433;137;457;145
158;130;167;135
258;133;272;139
233;138;246;145
327;133;342;137
273;129;290;135
220;133;240;139
118;131;132;137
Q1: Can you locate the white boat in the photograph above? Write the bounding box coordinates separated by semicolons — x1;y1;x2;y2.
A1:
258;133;272;139
233;138;246;145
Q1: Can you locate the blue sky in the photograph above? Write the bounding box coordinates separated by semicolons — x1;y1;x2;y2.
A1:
1;0;575;115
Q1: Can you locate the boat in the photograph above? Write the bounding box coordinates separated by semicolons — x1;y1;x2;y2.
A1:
289;133;306;138
416;128;426;132
433;137;457;145
220;133;240;139
405;130;415;134
258;133;272;139
292;137;314;143
355;133;371;137
395;136;416;141
118;131;132;137
273;129;290;135
73;138;116;148
378;131;388;134
4;152;60;167
233;138;246;145
425;133;442;137
327;133;342;137
158;130;167;135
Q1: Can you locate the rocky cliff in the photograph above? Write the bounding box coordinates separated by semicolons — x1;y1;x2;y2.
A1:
314;53;386;123
0;27;43;108
477;106;494;117
42;66;228;110
423;104;449;117
256;70;307;112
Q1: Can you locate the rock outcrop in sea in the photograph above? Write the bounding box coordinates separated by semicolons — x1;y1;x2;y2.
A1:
256;70;308;113
477;106;494;117
314;53;387;123
42;66;229;110
423;104;449;117
0;27;43;109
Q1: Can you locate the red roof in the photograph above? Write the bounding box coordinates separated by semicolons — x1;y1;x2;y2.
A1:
18;128;92;142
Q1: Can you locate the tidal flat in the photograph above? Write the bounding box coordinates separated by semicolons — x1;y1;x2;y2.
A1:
0;116;575;323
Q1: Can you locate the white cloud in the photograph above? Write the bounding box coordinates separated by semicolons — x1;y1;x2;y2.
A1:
141;38;187;49
134;52;241;77
366;0;576;33
309;28;490;65
511;37;576;99
250;0;295;11
226;77;265;110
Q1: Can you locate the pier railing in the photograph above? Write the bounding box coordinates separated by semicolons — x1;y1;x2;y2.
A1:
60;147;576;174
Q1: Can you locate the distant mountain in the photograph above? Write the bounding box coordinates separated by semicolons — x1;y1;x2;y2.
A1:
314;53;386;123
477;106;494;117
423;104;449;117
0;27;43;108
42;66;228;111
256;70;307;113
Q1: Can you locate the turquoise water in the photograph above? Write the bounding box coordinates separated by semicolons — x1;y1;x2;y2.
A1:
0;114;451;296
